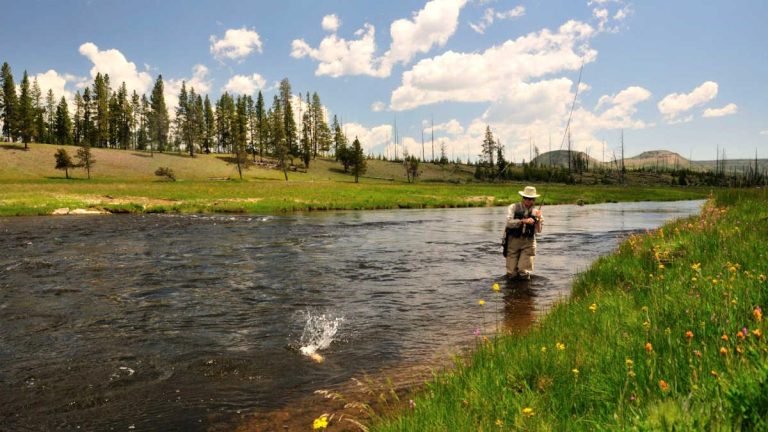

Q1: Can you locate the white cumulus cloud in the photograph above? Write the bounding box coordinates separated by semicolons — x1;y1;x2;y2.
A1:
292;0;467;78
210;27;263;62
78;42;154;95
33;69;83;104
371;101;387;112
432;119;465;135
702;103;738;118
390;19;596;111
165;65;213;116
322;14;340;32
222;73;267;95
658;81;718;121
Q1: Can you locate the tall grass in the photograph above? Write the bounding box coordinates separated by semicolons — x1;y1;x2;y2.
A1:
370;189;767;431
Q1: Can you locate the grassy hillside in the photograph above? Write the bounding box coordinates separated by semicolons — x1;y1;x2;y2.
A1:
0;142;710;216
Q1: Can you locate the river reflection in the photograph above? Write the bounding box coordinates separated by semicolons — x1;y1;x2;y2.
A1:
0;200;702;431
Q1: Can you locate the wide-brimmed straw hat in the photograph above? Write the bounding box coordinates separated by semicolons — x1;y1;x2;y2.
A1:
518;186;540;199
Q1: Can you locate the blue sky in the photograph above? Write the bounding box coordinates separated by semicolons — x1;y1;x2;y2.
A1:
1;0;766;162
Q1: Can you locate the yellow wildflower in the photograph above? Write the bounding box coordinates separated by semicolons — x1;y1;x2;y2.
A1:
691;262;701;271
759;274;766;282
492;283;500;292
658;263;665;270
572;368;579;375
540;346;547;353
752;328;762;339
313;414;329;430
556;342;566;351
522;407;534;417
495;419;503;427
589;303;597;313
643;321;651;330
642;306;649;313
478;299;486;306
710;370;719;378
625;358;634;367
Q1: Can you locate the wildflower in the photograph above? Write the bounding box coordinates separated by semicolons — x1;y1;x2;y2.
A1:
694;350;702;358
540;346;547;353
589;303;597;313
556;342;566;351
478;299;485;306
721;334;729;342
719;347;728;356
691;262;701;271
658;263;665;270
643;321;651;330
495;419;503;427
645;342;653;353
737;330;746;341
754;307;763;322
685;330;694;340
712;279;718;285
731;299;738;305
759;274;767;282
692;277;698;282
313;414;329;430
710;370;719;378
729;266;737;273
630;394;636;402
742;327;749;338
572;368;579;376
659;380;669;392
625;358;634;367
736;346;744;355
628;370;636;378
522;407;534;417
642;306;649;313
409;399;416;410
665;327;672;335
473;328;481;337
492;283;500;293
752;328;762;339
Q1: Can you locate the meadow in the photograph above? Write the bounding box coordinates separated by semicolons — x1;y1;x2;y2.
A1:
366;188;767;431
1;143;708;216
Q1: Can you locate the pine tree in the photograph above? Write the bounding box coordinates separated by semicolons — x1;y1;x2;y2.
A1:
54;96;72;144
1;62;19;142
113;82;131;150
72;91;84;145
255;91;265;160
279;78;297;156
138;95;150;151
81;87;96;147
481;125;496;168
76;143;95;179
301;110;311;168
191;92;204;157
92;73;111;147
54;148;75;179
203;95;214;154
270;95;288;180
45;89;56;143
232;95;251;179
130;90;140;149
32;78;45;143
18;71;35;149
350;137;367;183
148;75;169;152
175;81;192;156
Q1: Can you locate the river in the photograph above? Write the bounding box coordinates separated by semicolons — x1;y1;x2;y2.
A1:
0;200;703;431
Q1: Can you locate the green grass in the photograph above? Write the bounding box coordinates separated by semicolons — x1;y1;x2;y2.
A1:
0;143;709;216
368;188;767;431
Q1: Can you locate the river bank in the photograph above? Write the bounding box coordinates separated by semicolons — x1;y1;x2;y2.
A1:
0;180;708;216
367;188;767;431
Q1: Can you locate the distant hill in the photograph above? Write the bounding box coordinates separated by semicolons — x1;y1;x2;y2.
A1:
530;150;601;168
534;149;768;173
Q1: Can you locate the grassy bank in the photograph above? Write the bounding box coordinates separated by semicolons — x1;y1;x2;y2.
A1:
1;144;709;216
370;188;767;431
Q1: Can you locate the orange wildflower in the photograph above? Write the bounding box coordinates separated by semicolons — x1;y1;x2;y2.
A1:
751;328;762;339
719;347;728;356
685;331;694;340
754;307;763;322
721;334;729;342
645;342;653;353
659;380;669;392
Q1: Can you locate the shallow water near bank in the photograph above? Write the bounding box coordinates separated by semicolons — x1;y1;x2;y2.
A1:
0;200;703;430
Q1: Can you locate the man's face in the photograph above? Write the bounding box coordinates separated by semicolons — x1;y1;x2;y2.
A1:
523;197;535;208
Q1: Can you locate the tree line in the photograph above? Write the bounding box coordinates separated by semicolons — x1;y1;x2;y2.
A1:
0;61;372;180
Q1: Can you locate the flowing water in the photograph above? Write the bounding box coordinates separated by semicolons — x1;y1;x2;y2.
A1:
0;200;703;431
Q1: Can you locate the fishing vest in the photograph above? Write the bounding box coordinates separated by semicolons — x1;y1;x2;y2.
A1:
506;202;537;239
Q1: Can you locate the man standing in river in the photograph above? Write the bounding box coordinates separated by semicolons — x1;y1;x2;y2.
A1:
503;186;543;280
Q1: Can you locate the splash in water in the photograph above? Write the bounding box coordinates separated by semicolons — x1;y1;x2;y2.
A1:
295;311;344;363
